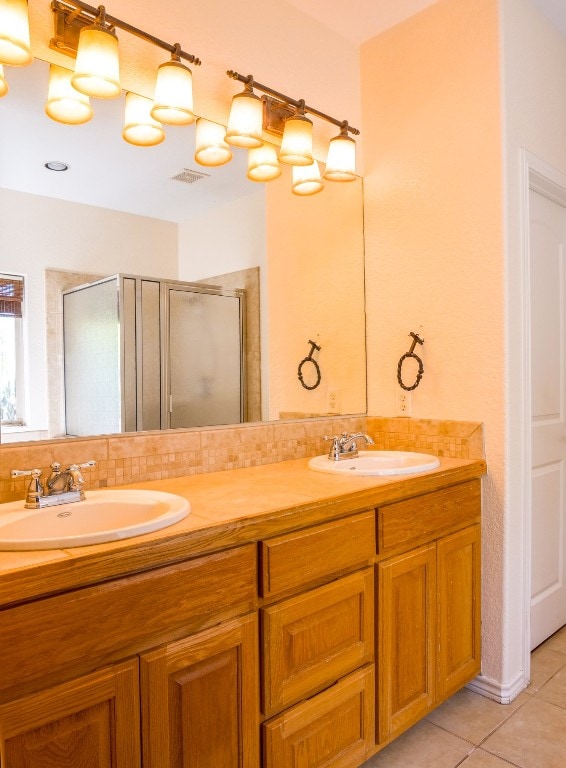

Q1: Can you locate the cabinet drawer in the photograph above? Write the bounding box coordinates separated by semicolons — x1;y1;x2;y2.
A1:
262;569;374;717
259;511;375;599
263;665;374;768
377;480;481;554
0;544;256;703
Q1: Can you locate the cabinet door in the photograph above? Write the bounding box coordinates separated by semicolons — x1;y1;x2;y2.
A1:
263;665;374;768
377;544;436;744
262;569;374;717
437;524;481;700
0;659;140;768
140;613;259;768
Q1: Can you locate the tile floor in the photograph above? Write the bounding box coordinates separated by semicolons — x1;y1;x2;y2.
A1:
361;625;566;768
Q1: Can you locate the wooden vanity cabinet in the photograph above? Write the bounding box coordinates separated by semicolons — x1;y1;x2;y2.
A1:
376;482;482;745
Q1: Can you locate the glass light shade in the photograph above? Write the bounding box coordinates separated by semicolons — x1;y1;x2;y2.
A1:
45;64;93;125
72;24;121;99
0;63;7;96
323;133;356;181
247;144;281;182
280;114;313;166
0;0;32;65
151;60;194;125
194;118;232;167
122;92;165;147
225;90;263;148
292;160;323;196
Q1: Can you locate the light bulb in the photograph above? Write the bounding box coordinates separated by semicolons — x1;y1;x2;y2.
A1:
280;114;313;166
0;63;7;96
122;92;165;147
247;144;281;182
151;59;194;125
72;23;121;99
194;118;232;166
292;161;323;196
225;87;263;148
45;64;93;125
0;0;32;66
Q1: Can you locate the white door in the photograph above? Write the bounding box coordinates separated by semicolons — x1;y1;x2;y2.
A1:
530;186;566;650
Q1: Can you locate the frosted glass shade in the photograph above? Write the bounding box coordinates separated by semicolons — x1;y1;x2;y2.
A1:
151;60;195;125
122;92;165;147
292;160;323;196
323;133;356;181
45;64;93;124
72;24;121;99
280;114;313;166
0;63;7;96
194;118;232;166
0;0;32;65
247;143;281;182
225;90;263;148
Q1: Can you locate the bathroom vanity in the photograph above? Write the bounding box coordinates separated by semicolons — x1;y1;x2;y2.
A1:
0;455;484;767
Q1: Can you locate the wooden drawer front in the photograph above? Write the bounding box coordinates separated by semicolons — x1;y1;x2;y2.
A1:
260;511;375;599
378;480;481;554
263;665;374;768
0;659;140;768
262;569;374;717
0;544;256;704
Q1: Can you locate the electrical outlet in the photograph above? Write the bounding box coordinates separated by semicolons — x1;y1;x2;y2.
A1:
327;388;340;413
396;389;412;416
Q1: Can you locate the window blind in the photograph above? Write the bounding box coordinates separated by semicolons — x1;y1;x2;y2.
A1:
0;275;24;318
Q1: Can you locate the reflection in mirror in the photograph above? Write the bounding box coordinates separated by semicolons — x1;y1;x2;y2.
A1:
0;58;366;444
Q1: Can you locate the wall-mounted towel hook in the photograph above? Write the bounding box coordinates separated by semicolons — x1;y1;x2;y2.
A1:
298;339;322;390
397;331;424;391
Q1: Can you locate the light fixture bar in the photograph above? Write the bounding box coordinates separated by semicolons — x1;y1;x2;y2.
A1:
226;70;359;136
51;0;201;65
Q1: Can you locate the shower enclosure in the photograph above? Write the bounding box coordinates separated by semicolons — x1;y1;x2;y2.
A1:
62;274;245;436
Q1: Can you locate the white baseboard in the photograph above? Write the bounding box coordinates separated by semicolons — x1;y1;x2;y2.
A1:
466;672;528;704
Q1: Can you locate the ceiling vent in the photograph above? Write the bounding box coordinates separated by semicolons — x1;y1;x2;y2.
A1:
171;168;210;184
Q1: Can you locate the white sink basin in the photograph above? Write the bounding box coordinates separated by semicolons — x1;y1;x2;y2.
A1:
308;450;440;476
0;489;190;550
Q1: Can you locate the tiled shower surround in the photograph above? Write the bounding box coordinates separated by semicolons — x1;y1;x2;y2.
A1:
0;417;484;504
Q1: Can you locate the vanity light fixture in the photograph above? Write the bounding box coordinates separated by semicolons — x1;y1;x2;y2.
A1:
151;45;195;125
225;76;263;148
279;104;314;167
0;0;32;66
45;63;93;124
323;122;357;182
71;5;121;98
247;143;281;182
194;118;233;167
292;160;323;196
122;91;165;147
0;63;7;96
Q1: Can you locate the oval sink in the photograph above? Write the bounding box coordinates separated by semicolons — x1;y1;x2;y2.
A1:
0;489;190;551
308;450;440;476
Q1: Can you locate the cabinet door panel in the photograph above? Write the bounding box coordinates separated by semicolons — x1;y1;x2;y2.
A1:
437;525;481;700
377;544;436;743
0;659;140;768
262;569;374;716
263;665;374;768
140;613;259;768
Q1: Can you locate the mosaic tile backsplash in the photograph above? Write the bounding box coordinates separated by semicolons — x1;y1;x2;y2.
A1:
0;417;484;504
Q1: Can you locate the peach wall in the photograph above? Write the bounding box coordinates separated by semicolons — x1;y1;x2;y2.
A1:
361;0;505;689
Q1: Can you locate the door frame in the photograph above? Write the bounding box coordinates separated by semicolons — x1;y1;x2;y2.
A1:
519;150;566;683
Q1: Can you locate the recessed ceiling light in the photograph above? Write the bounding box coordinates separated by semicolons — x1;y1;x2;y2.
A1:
44;161;70;172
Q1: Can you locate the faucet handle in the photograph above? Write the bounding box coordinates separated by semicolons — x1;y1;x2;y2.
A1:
323;435;342;460
10;468;42;479
76;460;97;469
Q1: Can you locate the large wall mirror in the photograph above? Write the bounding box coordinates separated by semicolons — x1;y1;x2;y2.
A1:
0;59;366;444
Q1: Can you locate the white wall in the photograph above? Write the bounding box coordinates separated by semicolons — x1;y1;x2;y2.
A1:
0;189;178;432
502;0;566;690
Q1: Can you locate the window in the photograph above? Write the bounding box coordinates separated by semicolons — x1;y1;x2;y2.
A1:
0;274;25;425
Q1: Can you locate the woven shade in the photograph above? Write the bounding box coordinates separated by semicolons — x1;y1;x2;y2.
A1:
0;275;24;317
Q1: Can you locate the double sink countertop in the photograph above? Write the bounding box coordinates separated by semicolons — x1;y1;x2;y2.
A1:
0;455;487;609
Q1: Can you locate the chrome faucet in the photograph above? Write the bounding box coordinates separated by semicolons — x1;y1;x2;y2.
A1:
323;432;375;461
11;460;96;509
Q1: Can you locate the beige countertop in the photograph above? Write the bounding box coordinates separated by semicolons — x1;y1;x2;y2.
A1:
0;455;486;609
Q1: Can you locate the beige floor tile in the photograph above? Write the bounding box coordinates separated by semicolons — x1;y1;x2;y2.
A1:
458;749;521;767
542;625;566;655
425;687;528;744
526;646;566;693
481;697;566;768
535;664;566;709
360;720;473;768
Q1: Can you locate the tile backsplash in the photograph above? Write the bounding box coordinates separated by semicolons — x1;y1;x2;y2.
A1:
0;416;484;504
